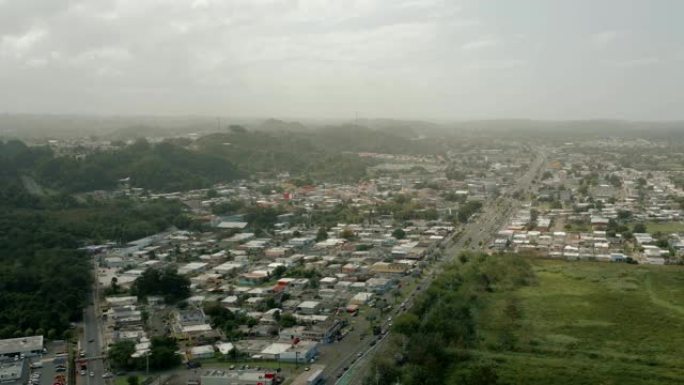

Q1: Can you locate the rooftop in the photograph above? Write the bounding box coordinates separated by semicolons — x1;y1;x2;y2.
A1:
0;336;43;356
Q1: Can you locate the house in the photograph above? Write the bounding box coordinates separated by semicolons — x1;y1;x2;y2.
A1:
365;278;392;294
369;262;409;275
296;301;321;315
178;262;209;275
349;292;373;305
239;271;269;286
189;345;215;360
215;342;235;356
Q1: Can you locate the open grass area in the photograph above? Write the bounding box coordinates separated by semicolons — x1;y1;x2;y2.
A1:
114;375;149;385
644;221;684;234
478;258;684;385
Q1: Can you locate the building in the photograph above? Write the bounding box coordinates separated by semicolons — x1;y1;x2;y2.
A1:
189;345;215;360
201;369;275;385
0;336;44;358
296;301;321;315
0;359;27;385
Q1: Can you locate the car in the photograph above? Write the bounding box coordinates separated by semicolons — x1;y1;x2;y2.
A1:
88;339;95;343
186;361;202;369
228;365;235;370
357;352;363;357
304;367;310;371
343;366;349;371
89;371;95;377
80;370;86;376
102;372;114;379
369;340;376;346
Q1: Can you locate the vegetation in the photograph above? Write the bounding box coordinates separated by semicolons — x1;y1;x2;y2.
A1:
1;139;243;193
204;302;258;339
130;268;191;304
458;201;483;223
366;253;534;385
194;129;380;182
368;255;684;385
109;337;181;371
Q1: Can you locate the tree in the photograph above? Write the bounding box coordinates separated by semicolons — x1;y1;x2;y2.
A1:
271;265;287;279
446;166;466;181
279;313;297;328
315;227;328;242
229;125;247;133
109;341;135;369
340;228;355;240
393;313;420;336
146;337;181;370
633;223;647;233
392;228;406;240
127;376;139;385
131;267;190;304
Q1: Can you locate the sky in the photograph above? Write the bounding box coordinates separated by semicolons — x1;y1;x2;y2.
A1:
0;0;682;120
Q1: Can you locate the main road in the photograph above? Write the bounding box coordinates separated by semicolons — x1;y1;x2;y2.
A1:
82;262;109;385
333;150;547;384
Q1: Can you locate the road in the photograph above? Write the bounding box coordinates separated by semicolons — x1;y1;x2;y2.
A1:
81;262;108;385
333;150;547;384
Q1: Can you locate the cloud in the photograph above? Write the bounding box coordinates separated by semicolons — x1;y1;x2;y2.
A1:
461;38;499;51
465;59;526;70
591;30;625;48
603;57;660;68
0;26;46;58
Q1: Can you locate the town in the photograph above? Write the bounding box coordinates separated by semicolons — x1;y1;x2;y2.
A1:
3;133;684;385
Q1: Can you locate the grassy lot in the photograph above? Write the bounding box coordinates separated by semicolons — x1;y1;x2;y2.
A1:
644;221;684;234
114;375;150;385
477;258;684;385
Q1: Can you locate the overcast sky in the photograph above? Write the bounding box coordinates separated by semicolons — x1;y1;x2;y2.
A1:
0;0;682;120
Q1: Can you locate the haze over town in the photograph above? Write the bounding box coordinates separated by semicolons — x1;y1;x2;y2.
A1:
1;0;683;119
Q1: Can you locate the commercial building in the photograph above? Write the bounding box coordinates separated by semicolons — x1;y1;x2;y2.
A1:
200;369;275;385
0;336;44;358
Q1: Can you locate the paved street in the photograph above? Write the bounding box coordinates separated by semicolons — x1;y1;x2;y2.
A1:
82;263;108;385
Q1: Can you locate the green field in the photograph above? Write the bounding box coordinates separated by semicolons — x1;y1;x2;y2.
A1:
478;259;684;385
644;221;684;234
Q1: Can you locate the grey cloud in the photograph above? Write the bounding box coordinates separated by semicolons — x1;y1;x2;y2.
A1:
0;0;682;120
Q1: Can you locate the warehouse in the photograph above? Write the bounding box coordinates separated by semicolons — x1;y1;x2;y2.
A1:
0;336;44;358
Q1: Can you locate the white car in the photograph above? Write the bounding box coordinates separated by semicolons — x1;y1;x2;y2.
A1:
90;371;95;377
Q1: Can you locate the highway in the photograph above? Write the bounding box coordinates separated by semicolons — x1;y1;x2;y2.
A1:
82;262;109;385
333;150;547;384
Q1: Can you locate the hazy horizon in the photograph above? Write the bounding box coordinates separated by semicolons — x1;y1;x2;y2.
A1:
1;0;682;120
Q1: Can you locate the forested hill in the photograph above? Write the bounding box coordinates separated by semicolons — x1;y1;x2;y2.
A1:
0;139;244;194
0;142;199;338
1;126;409;194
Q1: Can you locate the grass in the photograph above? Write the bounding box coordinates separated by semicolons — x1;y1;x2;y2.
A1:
114;375;149;385
644;221;684;234
476;258;684;385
